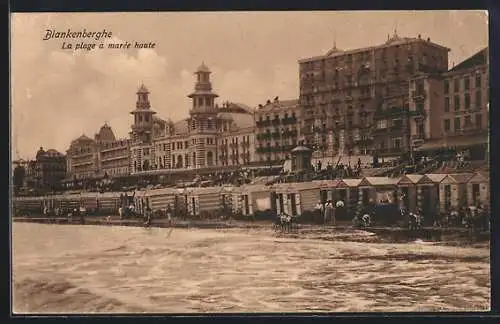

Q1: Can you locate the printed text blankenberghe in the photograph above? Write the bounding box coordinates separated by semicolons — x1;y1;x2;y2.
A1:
43;29;113;41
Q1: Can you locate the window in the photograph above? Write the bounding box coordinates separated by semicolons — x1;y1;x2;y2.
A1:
454;79;460;93
444;80;449;94
393;138;402;149
464;115;472;127
444;97;450;112
444;119;450;132
454;95;460;111
475;74;481;88
392;118;403;128
454;117;461;131
377;119;387;129
464;93;470;110
475;90;482;108
464;77;470;90
476;114;483;129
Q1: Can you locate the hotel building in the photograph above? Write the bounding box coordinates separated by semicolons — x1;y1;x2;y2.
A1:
254;98;301;163
298;32;450;157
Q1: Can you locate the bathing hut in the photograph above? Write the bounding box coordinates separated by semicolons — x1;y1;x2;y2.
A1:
335;178;363;215
184;186;224;219
79;192;99;213
420;173;448;214
220;186;234;216
272;181;322;216
467;172;490;207
146;187;181;212
13;195;43;214
133;189;148;215
438;173;474;211
317;179;341;204
95;191;121;215
358;177;399;205
397;174;425;212
232;184;272;217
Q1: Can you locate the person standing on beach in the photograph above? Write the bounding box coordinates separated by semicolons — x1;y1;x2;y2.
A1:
144;206;152;227
334;199;345;226
325;200;334;225
166;204;173;226
79;203;86;225
315;201;324;224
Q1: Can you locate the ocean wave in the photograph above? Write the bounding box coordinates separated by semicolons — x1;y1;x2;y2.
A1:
13;277;148;314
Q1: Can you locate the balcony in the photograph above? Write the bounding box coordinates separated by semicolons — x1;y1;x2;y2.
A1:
376;147;405;155
282;130;298;138
390;123;405;132
256;120;272;128
257;133;272;141
269;132;280;139
409;108;426;119
256;147;272;154
271;118;281;126
354;136;374;144
282;117;298;125
374;107;407;118
412;91;426;101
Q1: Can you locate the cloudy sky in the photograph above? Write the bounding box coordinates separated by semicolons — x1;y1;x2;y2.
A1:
11;11;488;159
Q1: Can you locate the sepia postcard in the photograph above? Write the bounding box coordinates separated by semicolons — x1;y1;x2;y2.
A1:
11;10;491;314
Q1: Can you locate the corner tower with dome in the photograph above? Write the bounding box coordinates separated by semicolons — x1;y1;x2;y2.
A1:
187;62;220;168
129;84;158;173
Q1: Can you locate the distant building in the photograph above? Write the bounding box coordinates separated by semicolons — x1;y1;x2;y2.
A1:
32;147;66;190
66;135;99;179
66;123;131;180
254;98;301;163
412;47;489;160
298;33;450;157
216;102;255;167
95;123;131;177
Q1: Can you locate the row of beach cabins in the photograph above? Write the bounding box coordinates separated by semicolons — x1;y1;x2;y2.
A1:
13;172;489;221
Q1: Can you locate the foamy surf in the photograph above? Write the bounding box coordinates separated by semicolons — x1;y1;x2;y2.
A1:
12;223;490;313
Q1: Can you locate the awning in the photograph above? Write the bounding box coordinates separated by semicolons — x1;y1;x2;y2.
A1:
415;133;488;151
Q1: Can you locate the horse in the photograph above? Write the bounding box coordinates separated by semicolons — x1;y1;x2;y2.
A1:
408;212;421;230
361;214;371;228
352;213;371;229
